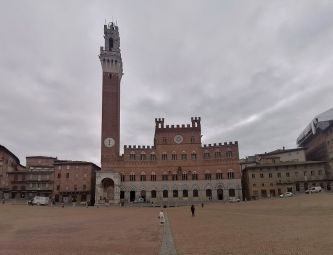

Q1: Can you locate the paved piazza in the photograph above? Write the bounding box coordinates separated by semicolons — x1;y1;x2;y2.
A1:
1;193;333;255
168;193;333;255
0;206;161;255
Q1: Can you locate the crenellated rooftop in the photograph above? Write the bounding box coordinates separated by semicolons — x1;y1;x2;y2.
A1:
124;145;155;150
202;141;238;148
155;117;201;130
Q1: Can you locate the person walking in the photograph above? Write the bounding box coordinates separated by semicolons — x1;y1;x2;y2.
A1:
159;210;165;225
191;204;195;217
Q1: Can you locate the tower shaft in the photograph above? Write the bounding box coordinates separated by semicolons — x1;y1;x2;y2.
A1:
100;23;123;169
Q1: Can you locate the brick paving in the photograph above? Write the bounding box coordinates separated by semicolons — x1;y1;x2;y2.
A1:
1;194;333;255
168;193;333;255
0;206;161;255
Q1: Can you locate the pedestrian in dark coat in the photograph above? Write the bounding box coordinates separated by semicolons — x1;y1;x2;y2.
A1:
191;204;195;216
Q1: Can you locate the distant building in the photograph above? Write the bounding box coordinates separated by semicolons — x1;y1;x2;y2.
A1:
297;107;333;187
0;144;100;204
0;145;25;199
241;147;327;200
25;156;56;198
95;23;242;205
257;147;306;162
53;160;99;204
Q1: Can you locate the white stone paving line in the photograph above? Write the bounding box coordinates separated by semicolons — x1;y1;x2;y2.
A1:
160;212;177;255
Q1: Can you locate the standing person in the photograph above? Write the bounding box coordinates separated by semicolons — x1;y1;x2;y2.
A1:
159;210;165;225
201;202;204;208
191;204;195;217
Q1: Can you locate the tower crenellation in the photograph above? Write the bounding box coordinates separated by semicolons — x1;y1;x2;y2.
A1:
99;22;123;77
155;117;201;130
155;118;165;128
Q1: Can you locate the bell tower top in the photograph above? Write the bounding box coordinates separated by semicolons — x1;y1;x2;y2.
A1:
99;22;123;76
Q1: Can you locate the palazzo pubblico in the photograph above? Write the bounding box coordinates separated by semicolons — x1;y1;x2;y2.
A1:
95;23;242;205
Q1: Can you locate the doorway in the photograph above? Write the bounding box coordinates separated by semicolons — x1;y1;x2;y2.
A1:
102;178;115;202
140;190;146;202
130;191;135;202
217;189;223;200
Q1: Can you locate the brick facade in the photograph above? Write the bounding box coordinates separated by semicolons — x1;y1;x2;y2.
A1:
0;146;100;204
53;161;99;204
96;23;242;205
0;145;24;199
242;160;327;200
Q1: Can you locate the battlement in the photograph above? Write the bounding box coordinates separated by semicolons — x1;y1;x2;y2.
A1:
155;118;165;128
202;141;238;148
124;145;156;150
155;117;201;130
104;22;119;33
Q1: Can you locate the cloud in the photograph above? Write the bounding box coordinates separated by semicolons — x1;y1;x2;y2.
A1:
0;1;333;165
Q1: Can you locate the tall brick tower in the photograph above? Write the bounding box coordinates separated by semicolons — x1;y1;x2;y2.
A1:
99;23;123;169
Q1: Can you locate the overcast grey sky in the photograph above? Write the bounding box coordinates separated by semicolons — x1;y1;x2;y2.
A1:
1;1;333;165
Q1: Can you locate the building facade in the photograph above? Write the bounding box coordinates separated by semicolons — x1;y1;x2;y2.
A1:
95;23;242;205
297;108;333;187
242;159;327;200
0;145;25;199
53;160;99;204
0;145;100;204
256;147;306;163
24;156;56;199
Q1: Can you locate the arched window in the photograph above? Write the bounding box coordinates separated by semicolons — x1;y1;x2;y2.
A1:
182;171;187;180
151;190;157;198
181;151;187;160
215;150;222;159
140;172;146;181
140;152;146;161
151;172;156;181
150;152;156;160
183;189;188;197
206;189;212;199
226;150;233;158
130;172;136;181
193;189;199;197
172;172;178;181
205;171;212;180
192;171;198;180
163;190;168;198
109;37;113;50
172;152;177;160
191;136;195;143
216;170;223;180
204;150;210;159
120;173;125;182
227;170;235;179
173;190;178;198
191;151;197;160
162;152;168;160
130;151;136;160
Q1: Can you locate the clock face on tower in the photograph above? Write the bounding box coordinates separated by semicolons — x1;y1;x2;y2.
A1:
174;135;183;144
104;137;115;148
